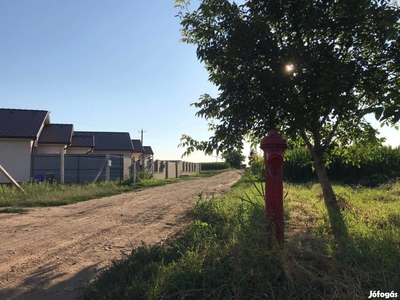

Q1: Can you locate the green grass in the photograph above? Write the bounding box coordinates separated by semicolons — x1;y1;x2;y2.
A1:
0;172;215;210
83;171;400;300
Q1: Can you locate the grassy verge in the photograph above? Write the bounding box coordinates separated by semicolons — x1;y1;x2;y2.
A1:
0;172;216;210
83;171;400;299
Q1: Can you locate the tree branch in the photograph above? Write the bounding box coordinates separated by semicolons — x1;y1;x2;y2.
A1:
299;127;314;153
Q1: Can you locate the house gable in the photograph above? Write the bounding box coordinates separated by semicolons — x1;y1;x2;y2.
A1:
0;108;50;182
35;124;74;154
38;124;73;145
0;108;50;140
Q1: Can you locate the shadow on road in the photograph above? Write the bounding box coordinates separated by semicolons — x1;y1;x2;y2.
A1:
0;262;106;300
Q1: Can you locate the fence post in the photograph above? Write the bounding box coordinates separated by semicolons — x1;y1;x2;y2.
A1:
260;130;288;245
106;155;110;182
132;158;137;183
60;151;65;185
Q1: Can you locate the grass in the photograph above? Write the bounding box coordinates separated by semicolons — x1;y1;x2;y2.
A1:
83;171;400;300
0;172;216;211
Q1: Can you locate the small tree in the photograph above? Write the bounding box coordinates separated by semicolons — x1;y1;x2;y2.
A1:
176;0;400;237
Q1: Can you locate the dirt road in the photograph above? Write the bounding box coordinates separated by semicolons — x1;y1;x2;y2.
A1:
0;170;243;300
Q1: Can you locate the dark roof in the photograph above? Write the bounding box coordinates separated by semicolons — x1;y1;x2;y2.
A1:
0;108;49;139
131;139;145;153
143;146;154;155
38;124;73;144
74;131;133;151
70;135;95;148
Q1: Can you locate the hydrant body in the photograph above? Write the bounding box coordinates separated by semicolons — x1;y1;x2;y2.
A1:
260;130;288;245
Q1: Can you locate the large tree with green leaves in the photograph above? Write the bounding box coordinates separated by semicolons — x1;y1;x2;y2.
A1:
176;0;400;229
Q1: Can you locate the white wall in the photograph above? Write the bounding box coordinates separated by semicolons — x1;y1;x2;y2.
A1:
0;139;32;182
35;144;65;154
66;147;92;154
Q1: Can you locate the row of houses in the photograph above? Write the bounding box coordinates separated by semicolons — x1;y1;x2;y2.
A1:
0;108;154;183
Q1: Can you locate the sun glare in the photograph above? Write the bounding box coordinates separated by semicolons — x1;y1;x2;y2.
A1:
286;64;294;72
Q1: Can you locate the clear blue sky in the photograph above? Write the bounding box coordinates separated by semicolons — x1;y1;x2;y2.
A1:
0;1;398;162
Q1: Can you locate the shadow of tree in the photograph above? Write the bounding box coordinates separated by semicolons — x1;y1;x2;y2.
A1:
325;199;349;243
0;262;106;300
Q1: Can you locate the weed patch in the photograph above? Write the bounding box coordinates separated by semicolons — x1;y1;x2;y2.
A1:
0;172;217;209
0;207;28;214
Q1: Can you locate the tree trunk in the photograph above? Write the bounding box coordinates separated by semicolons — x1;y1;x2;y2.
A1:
312;151;348;241
312;152;337;207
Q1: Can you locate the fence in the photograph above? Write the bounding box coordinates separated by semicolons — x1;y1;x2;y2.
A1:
32;154;124;184
31;155;201;184
152;160;201;180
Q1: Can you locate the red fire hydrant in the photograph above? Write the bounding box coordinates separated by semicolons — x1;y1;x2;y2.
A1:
260;130;288;245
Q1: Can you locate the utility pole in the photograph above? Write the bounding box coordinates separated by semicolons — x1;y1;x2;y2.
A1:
138;128;146;144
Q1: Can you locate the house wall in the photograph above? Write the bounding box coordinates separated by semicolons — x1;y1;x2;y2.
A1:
91;150;132;178
66;147;92;154
0;139;32;183
131;152;143;161
35;144;66;154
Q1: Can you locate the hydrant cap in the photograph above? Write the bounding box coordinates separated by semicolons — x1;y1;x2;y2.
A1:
260;130;288;149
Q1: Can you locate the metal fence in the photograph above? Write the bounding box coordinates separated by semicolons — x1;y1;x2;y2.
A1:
32;154;124;184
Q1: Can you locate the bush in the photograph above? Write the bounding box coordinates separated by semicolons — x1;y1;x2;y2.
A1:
137;170;153;181
249;153;265;180
249;146;400;184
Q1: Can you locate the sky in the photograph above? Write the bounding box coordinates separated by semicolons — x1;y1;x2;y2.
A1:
0;1;398;163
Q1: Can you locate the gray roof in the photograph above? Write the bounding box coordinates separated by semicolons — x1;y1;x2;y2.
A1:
131;139;145;153
0;108;49;139
74;131;133;151
143;146;154;155
38;124;73;144
70;135;95;148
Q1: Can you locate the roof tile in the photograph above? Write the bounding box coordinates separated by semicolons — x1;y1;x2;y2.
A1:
0;108;49;139
38;124;73;144
131;139;145;153
143;146;154;155
74;131;133;151
70;135;95;148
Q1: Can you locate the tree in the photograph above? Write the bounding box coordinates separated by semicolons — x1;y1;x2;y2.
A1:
248;148;258;166
176;0;400;235
221;149;245;168
365;96;400;127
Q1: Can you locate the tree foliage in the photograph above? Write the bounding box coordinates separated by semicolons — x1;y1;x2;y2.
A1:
176;0;400;227
221;149;245;168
